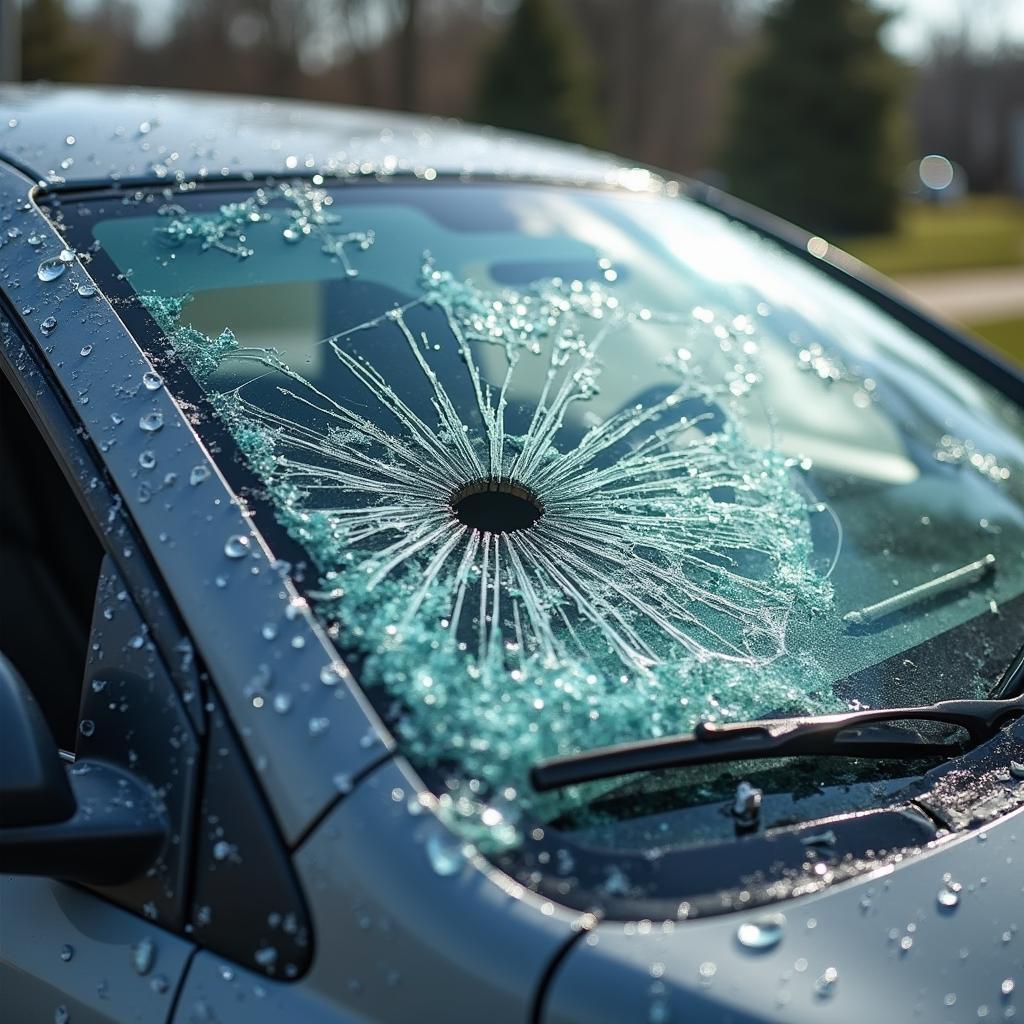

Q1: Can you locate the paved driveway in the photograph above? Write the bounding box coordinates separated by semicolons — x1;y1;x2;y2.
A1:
892;266;1024;325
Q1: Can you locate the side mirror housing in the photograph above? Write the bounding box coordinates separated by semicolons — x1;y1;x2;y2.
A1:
0;654;166;884
0;653;76;827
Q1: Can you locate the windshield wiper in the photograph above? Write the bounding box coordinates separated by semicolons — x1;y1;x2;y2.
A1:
531;690;1024;792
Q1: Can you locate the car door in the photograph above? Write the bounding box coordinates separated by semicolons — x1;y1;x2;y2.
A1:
0;308;199;1022
1;287;316;1020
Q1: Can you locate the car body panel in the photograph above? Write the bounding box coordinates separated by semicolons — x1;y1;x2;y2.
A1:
292;758;581;1023
543;800;1024;1024
170;951;362;1024
0;875;194;1023
0;83;634;192
171;759;585;1023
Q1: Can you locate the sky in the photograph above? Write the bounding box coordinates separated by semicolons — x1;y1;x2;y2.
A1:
874;0;1024;58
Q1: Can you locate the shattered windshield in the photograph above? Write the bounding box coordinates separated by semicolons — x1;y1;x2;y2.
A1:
72;180;1024;850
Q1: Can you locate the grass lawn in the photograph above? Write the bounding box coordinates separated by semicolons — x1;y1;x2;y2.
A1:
842;196;1024;277
966;316;1024;366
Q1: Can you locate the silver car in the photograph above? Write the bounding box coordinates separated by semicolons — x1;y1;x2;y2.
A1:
1;85;1022;1024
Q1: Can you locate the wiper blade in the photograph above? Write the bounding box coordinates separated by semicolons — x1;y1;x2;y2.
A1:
531;692;1024;792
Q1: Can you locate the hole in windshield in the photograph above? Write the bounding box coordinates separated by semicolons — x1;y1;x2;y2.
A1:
451;479;544;534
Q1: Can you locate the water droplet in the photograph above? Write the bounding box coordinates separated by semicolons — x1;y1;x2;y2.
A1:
736;913;785;951
138;450;156;470
37;257;66;282
40;316;58;335
212;840;234;861
1010;760;1024;780
938;874;962;909
815;967;839;998
254;946;278;968
143;370;163;391
79;344;92;357
189;465;211;486
54;1007;69;1024
425;831;464;876
79;719;95;737
272;693;292;715
308;716;330;737
139;411;164;432
698;961;717;984
150;974;169;995
1002;979;1015;997
77;283;97;298
332;772;353;793
131;937;156;975
59;944;74;962
320;664;342;686
224;534;251;559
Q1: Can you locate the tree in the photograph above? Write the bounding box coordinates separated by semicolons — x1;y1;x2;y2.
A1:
398;0;419;112
721;0;905;235
20;0;97;82
477;0;606;148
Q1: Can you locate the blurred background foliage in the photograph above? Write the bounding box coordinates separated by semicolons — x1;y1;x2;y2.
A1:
478;0;606;147
4;0;1023;358
721;0;905;234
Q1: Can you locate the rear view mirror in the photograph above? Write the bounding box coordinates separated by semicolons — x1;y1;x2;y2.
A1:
0;653;167;884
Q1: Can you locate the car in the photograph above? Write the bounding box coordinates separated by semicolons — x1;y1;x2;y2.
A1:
1;83;1022;1024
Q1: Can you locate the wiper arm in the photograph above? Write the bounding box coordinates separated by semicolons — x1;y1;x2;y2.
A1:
531;692;1024;792
843;553;995;626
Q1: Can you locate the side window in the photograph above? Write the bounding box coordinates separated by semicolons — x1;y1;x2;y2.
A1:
0;365;104;751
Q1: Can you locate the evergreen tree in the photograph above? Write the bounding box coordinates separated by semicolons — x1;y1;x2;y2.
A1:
477;0;606;148
721;0;904;235
20;0;96;82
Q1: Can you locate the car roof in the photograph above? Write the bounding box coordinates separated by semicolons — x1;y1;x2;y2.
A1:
0;83;656;192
